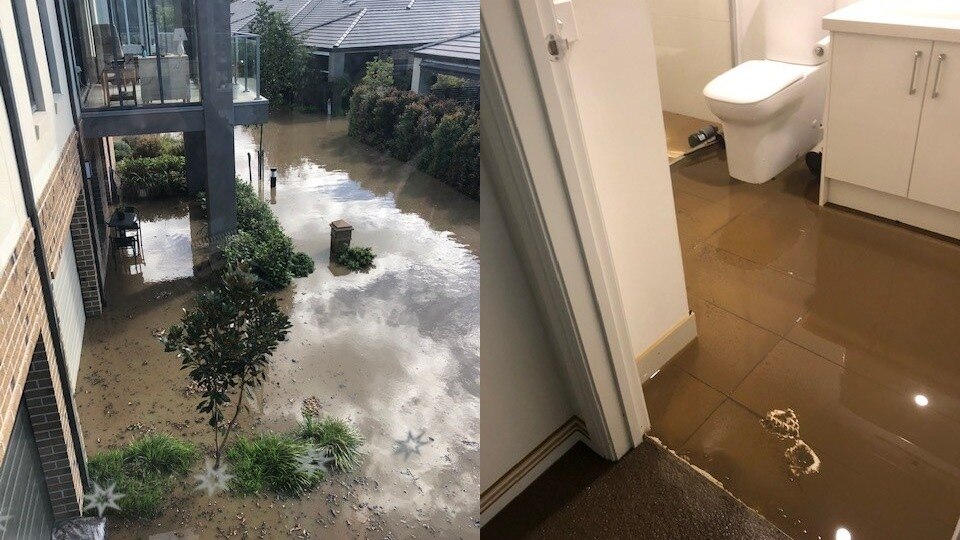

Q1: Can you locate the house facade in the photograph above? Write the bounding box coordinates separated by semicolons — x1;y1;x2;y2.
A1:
231;0;478;108
0;0;264;534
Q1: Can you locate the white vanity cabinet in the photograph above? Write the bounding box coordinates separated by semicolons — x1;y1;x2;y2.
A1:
821;0;960;239
823;33;932;198
909;40;960;212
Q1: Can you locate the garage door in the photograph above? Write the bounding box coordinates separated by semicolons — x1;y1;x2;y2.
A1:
0;402;54;539
52;234;86;391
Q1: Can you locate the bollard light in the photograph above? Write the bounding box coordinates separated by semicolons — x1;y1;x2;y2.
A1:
270;168;277;188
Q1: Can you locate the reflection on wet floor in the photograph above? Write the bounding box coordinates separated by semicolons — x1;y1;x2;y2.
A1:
645;147;960;539
75;113;479;538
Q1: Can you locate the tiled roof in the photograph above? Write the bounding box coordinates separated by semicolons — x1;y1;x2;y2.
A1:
232;0;479;51
413;30;479;63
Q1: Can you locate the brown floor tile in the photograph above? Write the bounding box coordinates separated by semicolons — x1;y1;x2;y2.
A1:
706;211;809;268
643;363;725;449
674;190;742;242
673;298;780;394
732;341;960;530
684;243;815;335
680;400;955;540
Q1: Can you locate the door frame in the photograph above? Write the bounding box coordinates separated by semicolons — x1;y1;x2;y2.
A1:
481;0;650;461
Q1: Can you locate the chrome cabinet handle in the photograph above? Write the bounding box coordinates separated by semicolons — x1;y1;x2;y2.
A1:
910;50;923;95
932;53;946;98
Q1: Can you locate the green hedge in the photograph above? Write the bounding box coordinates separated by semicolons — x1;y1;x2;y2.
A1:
224;183;314;289
117;155;187;198
122;134;184;160
348;80;478;200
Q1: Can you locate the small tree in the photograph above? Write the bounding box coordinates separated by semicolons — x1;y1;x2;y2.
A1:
249;1;307;107
161;266;292;467
358;57;394;93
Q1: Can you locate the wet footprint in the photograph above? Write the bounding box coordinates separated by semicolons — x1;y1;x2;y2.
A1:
760;408;821;476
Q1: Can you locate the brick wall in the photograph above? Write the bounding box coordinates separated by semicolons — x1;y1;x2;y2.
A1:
69;191;103;317
37;132;83;275
0;226;44;460
23;335;84;519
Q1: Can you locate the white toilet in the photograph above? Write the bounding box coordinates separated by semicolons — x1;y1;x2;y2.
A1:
703;0;835;184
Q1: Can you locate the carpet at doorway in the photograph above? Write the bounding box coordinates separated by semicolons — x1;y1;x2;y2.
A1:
482;437;790;540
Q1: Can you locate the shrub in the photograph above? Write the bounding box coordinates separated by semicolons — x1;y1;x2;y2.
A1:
297;415;364;472
348;61;479;199
114;139;133;162
226;434;323;497
86;435;199;519
390;102;430;162
419;111;468;180
124;134;183;159
431;74;466;90
290;251;315;278
117;155;187;197
225;183;313;288
336;246;375;272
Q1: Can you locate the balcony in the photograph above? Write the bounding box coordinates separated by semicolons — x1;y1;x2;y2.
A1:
68;0;262;112
232;32;261;103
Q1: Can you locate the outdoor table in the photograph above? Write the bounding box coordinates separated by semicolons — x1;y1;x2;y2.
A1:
108;211;138;231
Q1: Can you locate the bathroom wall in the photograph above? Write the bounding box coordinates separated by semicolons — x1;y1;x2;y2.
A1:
735;0;855;62
651;0;734;121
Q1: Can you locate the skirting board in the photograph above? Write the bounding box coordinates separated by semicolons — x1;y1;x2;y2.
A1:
480;416;589;525
824;178;960;240
636;311;698;382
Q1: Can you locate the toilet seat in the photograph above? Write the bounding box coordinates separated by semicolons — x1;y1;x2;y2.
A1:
704;60;805;105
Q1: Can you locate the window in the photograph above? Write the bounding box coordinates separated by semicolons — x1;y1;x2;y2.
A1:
36;0;62;94
12;0;45;110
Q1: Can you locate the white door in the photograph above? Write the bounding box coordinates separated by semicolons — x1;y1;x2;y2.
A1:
52;234;85;390
908;41;960;212
824;32;932;197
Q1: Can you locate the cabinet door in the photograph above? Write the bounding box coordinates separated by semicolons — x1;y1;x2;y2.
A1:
909;41;960;212
824;33;933;197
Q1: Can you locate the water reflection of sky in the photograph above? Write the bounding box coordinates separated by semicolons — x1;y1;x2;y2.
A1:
235;119;480;527
137;209;194;283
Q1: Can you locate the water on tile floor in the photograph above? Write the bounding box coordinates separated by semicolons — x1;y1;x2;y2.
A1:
645;146;960;540
75;112;479;538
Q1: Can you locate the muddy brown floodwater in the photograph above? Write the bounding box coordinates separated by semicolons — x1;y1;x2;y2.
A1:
75;112;480;539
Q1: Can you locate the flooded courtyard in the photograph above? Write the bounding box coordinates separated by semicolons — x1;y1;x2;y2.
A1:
74;112;480;538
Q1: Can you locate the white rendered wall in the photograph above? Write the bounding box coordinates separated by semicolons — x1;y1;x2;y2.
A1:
651;0;733;121
0;0;77;202
0;84;30;261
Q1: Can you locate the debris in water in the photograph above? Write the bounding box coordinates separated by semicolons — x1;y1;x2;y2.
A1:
302;396;323;417
760;408;820;477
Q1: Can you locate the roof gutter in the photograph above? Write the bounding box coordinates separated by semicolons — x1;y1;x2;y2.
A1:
0;30;90;490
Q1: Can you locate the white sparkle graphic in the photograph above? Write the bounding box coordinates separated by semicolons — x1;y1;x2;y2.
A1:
193;458;234;496
83;482;125;517
296;445;335;477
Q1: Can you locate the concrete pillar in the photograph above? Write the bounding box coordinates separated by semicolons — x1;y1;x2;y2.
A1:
184;130;207;196
195;0;237;245
329;52;346;79
330;220;353;260
411;57;423;93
